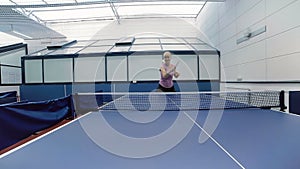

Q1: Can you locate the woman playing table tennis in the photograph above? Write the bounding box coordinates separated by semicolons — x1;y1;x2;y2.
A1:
157;51;180;92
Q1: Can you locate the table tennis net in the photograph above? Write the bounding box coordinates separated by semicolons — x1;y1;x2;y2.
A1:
73;91;285;113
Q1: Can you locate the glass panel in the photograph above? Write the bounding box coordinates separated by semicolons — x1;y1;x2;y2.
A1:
30;4;113;22
49;47;83;55
130;45;162;51
14;0;76;4
192;44;215;51
109;46;130;53
69;40;96;47
74;56;105;82
44;0;77;4
1;0;205;23
116;2;202;18
25;59;43;83
76;0;106;2
1;66;22;84
92;39;117;46
0;47;25;66
199;54;219;80
162;44;194;51
29;49;52;56
128;54;162;81
133;38;160;44
107;56;127;81
172;54;198;80
79;46;112;54
5;1;205;22
44;58;73;82
160;38;186;44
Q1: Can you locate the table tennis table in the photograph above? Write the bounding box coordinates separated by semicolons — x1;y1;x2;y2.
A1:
1;91;300;169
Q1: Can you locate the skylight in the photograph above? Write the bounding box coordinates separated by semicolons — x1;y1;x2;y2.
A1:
1;0;206;24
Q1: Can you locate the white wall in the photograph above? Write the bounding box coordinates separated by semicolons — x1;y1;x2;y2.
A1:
196;0;300;92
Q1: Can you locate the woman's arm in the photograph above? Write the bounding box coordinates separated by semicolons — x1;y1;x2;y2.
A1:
160;67;169;78
170;65;179;78
161;65;179;78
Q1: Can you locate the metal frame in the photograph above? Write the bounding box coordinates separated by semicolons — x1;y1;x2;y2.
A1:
22;51;220;84
21;37;220;84
0;43;27;85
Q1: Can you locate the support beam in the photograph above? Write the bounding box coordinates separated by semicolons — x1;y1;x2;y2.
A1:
108;1;120;24
195;0;208;19
2;0;225;8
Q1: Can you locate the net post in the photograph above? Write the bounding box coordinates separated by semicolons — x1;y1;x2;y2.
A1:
279;90;287;112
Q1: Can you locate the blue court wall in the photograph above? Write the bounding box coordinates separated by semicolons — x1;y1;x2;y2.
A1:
20;81;219;101
289;91;300;115
20;84;66;101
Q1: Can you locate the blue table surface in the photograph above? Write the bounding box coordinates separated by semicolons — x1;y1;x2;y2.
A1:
1;108;300;169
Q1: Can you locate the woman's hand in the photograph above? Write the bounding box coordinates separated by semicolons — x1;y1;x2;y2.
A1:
160;67;169;78
174;71;180;78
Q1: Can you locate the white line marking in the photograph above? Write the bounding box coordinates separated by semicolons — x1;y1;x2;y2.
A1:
184;112;246;169
0;111;94;159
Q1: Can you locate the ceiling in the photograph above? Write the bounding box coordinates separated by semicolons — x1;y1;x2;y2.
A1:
0;0;225;40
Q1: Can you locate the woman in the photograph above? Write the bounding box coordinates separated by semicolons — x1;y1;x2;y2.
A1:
157;51;180;92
